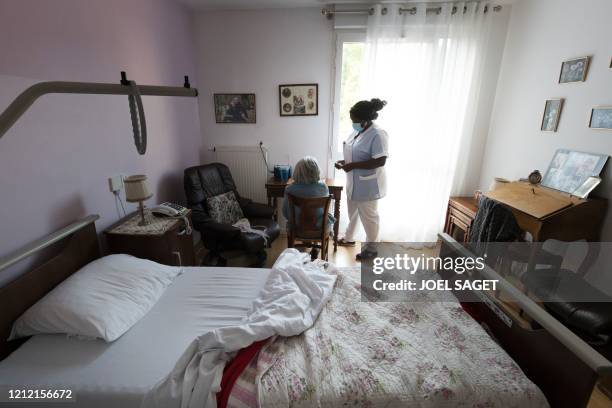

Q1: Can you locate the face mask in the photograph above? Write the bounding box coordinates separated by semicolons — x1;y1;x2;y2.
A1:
352;122;364;132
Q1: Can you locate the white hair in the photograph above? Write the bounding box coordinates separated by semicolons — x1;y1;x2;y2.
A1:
293;156;321;184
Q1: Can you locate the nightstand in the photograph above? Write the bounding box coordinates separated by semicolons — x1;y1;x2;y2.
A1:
104;209;196;266
444;196;478;243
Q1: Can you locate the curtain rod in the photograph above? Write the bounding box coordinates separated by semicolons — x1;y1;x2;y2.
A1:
322;4;502;18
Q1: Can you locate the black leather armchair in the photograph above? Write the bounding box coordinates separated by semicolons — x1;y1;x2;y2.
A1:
184;163;280;266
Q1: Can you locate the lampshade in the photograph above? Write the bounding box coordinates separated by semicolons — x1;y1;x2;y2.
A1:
123;175;153;202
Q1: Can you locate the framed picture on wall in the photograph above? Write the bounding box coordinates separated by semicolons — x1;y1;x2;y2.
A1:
541;98;564;132
558;56;590;83
279;84;318;116
589;106;612;130
214;93;256;123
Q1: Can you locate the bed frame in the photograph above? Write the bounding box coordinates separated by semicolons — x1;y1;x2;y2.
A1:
0;215;100;360
0;217;609;407
439;232;612;408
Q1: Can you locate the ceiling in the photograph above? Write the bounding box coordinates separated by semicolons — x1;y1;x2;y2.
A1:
176;0;517;11
176;0;326;11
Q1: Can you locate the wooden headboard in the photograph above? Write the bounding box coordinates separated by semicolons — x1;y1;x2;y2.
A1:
0;219;100;360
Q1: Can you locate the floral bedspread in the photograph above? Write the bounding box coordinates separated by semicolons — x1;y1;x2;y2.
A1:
234;270;548;408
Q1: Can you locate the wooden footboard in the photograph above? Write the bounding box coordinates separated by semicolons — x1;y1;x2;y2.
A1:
438;233;609;408
462;301;596;407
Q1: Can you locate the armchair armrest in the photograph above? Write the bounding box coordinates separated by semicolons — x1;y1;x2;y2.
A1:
191;209;241;240
201;221;241;239
241;200;274;219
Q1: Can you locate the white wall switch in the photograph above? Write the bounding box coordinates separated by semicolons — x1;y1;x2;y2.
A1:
108;175;123;193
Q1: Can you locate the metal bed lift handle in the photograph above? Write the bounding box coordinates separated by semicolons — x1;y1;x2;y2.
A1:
0;72;198;154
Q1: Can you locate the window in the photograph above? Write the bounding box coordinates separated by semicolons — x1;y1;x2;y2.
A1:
331;32;365;169
337;42;365;151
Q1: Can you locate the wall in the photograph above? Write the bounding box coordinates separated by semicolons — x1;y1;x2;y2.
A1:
193;8;334;179
192;6;510;230
0;0;202;284
479;0;612;290
480;0;612;233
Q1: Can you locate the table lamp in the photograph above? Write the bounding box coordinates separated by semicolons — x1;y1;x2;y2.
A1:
124;175;153;226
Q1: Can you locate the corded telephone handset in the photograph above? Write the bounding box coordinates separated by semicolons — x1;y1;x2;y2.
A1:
152;202;192;236
152;202;189;217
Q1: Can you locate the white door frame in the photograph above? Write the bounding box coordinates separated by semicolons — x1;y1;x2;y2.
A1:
327;30;366;179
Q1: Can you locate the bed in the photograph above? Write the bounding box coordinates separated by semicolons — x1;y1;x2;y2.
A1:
0;265;270;407
0;215;549;408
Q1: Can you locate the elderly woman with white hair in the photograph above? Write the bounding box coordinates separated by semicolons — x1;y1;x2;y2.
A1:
282;156;334;230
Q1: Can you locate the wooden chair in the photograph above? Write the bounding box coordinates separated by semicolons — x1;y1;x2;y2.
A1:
286;193;333;261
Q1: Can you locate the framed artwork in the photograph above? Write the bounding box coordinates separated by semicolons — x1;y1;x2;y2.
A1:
214;93;256;123
558;56;590;83
279;84;318;116
541;98;564;132
589;106;612;130
541;148;608;194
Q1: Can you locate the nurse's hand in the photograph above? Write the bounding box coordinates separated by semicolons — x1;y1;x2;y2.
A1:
341;162;355;172
334;160;345;169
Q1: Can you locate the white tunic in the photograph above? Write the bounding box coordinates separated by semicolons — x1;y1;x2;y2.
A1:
342;123;389;201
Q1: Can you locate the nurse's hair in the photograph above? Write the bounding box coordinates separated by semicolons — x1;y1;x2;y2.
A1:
350;98;387;122
293;156;321;184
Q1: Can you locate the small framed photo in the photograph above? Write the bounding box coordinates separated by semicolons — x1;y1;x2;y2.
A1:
589;106;612;130
573;176;601;199
541;98;564;132
279;84;318;116
214;93;256;123
559;56;590;83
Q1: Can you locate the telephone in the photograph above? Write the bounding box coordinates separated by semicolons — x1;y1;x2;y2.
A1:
152;202;189;217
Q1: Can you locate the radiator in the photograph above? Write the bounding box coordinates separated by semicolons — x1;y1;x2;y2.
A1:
214;145;269;203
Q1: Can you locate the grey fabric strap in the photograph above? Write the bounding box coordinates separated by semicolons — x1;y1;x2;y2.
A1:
127;80;147;155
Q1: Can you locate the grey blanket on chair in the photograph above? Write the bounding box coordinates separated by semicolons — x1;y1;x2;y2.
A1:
469;195;522;258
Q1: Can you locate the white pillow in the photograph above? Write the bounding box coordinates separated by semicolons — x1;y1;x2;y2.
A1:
9;254;181;342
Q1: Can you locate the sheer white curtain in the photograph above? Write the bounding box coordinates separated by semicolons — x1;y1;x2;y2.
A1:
356;2;493;243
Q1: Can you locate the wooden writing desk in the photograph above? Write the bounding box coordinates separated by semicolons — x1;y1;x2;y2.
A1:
484;182;607;242
446;183;607;273
265;178;343;251
485;182;607;275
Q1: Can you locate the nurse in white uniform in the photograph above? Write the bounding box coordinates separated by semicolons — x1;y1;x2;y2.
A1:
335;98;388;260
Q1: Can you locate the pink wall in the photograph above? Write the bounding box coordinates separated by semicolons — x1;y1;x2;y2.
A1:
0;0;202;284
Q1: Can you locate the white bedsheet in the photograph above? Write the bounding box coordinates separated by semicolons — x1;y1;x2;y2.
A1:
145;251;547;408
143;249;335;408
0;266;270;408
